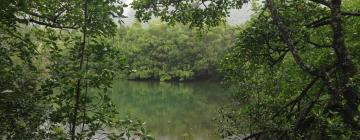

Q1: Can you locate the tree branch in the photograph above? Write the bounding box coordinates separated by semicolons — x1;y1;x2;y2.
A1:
285;77;320;109
244;130;287;140
294;85;324;131
309;0;330;7
308;40;332;49
266;0;318;75
342;11;360;16
16;17;79;29
306;17;332;28
244;132;264;140
307;11;360;28
269;51;288;67
272;77;319;119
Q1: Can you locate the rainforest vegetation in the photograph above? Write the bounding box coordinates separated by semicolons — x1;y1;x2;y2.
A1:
115;22;235;81
1;0;360;140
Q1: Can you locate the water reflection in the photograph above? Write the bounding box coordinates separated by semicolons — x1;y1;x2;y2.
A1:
107;80;230;140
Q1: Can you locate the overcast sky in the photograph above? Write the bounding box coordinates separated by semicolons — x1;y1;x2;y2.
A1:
121;0;253;25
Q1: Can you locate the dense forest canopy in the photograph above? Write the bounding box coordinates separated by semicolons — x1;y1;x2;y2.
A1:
115;22;236;81
1;0;360;139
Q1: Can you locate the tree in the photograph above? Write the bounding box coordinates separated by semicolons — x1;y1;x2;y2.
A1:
133;0;360;138
115;21;235;81
1;0;152;139
265;0;360;133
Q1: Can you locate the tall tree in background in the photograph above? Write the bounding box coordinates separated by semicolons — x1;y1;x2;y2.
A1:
133;0;360;138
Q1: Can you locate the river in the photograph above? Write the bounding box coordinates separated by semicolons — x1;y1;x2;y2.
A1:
107;80;231;140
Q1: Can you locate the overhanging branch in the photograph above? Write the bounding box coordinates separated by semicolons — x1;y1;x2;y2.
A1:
309;0;330;8
306;17;331;28
307;11;360;28
16;17;79;29
308;40;332;49
342;11;360;16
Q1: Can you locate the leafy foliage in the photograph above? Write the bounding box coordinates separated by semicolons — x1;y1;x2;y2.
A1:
132;0;249;28
116;21;235;81
0;0;152;139
219;0;360;139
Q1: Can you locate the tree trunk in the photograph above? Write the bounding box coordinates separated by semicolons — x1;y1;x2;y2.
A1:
70;0;88;139
329;0;359;129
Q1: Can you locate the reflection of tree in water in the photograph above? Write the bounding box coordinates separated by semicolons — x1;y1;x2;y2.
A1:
107;80;229;140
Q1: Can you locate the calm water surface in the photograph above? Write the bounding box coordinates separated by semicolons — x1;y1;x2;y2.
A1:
107;80;231;140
